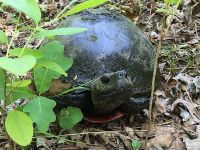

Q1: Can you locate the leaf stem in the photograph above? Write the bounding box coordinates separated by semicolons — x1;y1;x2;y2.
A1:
55;79;97;96
57;86;89;96
19;27;38;57
3;70;7;111
19;0;78;57
6;13;21;57
40;0;78;28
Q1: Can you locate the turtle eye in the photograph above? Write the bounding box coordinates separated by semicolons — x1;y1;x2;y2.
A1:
100;75;110;84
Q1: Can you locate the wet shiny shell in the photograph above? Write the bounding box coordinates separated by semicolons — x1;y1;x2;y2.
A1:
56;9;156;96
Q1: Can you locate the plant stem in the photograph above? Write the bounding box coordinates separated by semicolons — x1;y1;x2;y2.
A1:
9;76;13;108
166;0;181;32
6;13;21;57
57;86;89;96
55;78;97;96
1;70;13;149
19;27;38;57
3;70;7;111
40;0;78;28
19;0;78;57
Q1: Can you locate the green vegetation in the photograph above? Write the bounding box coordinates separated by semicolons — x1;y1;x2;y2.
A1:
0;0;108;147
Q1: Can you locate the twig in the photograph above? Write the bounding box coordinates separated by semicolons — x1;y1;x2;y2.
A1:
166;66;198;70
34;132;99;146
38;129;147;137
144;11;165;150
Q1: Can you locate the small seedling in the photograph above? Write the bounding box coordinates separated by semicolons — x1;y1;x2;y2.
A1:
131;139;141;150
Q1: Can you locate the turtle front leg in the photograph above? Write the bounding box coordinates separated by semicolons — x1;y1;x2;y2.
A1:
53;90;94;114
119;97;150;114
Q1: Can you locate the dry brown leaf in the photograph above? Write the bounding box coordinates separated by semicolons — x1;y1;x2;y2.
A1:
158;62;167;72
154;97;170;115
184;125;200;150
192;2;200;17
180;107;190;122
171;99;200;120
174;73;200;94
147;132;174;149
88;147;105;150
193;76;200;93
49;79;72;94
183;123;198;139
155;89;166;97
36;136;48;148
124;127;135;139
175;138;187;150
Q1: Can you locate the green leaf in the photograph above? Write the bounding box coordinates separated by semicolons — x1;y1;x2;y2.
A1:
0;55;36;76
23;97;56;132
34;28;87;38
5;110;33;146
165;0;181;5
33;66;53;95
37;60;67;76
0;64;35;105
0;0;41;24
34;41;73;94
58;106;83;129
9;48;43;59
39;41;73;74
64;0;108;16
0;86;35;105
0;31;8;44
6;80;32;88
131;139;141;149
156;8;175;14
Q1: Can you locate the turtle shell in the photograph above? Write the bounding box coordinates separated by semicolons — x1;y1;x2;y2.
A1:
55;9;158;115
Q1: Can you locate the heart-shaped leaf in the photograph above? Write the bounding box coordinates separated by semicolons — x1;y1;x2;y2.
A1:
34;28;87;38
1;0;41;24
34;41;73;94
64;0;108;16
0;55;36;76
37;60;67;76
5;110;33;146
33;66;53;95
58;106;83;129
0;31;8;44
23;97;56;132
40;41;73;72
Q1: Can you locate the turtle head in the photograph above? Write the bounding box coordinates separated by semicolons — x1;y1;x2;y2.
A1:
90;70;133;114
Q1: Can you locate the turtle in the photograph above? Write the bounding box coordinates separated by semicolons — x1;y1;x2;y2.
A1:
53;9;160;122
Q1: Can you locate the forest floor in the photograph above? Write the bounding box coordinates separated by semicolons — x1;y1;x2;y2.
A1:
0;0;200;149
